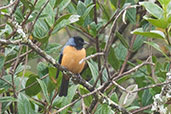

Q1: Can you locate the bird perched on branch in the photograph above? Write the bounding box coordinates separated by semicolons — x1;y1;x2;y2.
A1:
56;36;87;97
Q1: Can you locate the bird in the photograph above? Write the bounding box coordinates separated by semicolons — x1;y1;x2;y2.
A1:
56;36;87;97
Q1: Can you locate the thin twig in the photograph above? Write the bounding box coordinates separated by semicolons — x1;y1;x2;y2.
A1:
131;104;152;114
118;34;137;76
55;98;81;113
132;80;171;93
21;0;38;27
5;49;33;65
10;45;23;114
113;58;153;81
79;52;104;64
18;74;48;93
112;80;131;93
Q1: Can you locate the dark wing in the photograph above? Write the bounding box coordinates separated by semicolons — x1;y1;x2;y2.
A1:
56;53;63;79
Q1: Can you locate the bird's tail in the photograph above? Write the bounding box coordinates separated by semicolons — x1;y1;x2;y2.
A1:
59;75;69;97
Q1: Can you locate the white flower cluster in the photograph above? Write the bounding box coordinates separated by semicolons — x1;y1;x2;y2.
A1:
151;71;171;114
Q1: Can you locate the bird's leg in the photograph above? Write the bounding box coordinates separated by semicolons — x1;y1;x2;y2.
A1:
72;74;81;84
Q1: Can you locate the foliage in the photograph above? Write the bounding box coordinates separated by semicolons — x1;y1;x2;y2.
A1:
0;0;170;114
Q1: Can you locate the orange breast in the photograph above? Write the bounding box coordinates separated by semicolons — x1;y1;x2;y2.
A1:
61;46;86;74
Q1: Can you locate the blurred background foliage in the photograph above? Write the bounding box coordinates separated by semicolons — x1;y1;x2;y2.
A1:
0;0;171;114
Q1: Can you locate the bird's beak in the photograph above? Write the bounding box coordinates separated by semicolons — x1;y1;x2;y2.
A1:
84;41;89;45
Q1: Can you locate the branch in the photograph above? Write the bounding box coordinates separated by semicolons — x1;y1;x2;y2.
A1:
132;80;171;93
113;59;154;81
0;0;18;10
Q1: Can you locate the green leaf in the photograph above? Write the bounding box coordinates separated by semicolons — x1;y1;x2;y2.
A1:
133;35;146;51
119;84;138;107
60;85;78;114
115;43;128;60
131;28;165;39
126;7;136;24
167;1;171;16
33;19;49;39
37;62;48;78
143;16;168;29
144;41;170;60
82;4;95;20
77;1;86;16
47;67;57;93
95;104;113;114
59;0;71;13
108;48;120;71
0;96;16;103
158;0;170;7
43;3;55;27
17;93;36;114
37;79;50;104
127;106;140;111
20;0;34;10
79;85;93;106
25;75;41;96
54;0;62;8
0;53;5;73
45;43;61;54
15;8;24;23
142;89;153;106
116;32;129;49
87;60;99;85
139;2;164;19
67;3;77;13
52;14;80;34
110;92;119;104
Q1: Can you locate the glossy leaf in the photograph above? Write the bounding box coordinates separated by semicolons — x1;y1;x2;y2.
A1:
45;43;61;54
144;41;170;60
17;93;36;114
119;84;138;107
158;0;170;7
108;48;120;71
142;89;153;106
54;0;62;8
37;79;50;104
139;2;163;19
25;75;41;96
110;92;119;104
0;96;16;103
82;4;95;20
126;7;136;24
59;0;71;13
37;62;48;78
133;35;146;51
20;0;34;10
87;60;99;85
52;14;80;34
95;104;113;114
79;85;93;106
60;85;78;114
131;28;165;39
77;1;86;16
116;32;129;49
143;16;168;29
115;43;128;60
